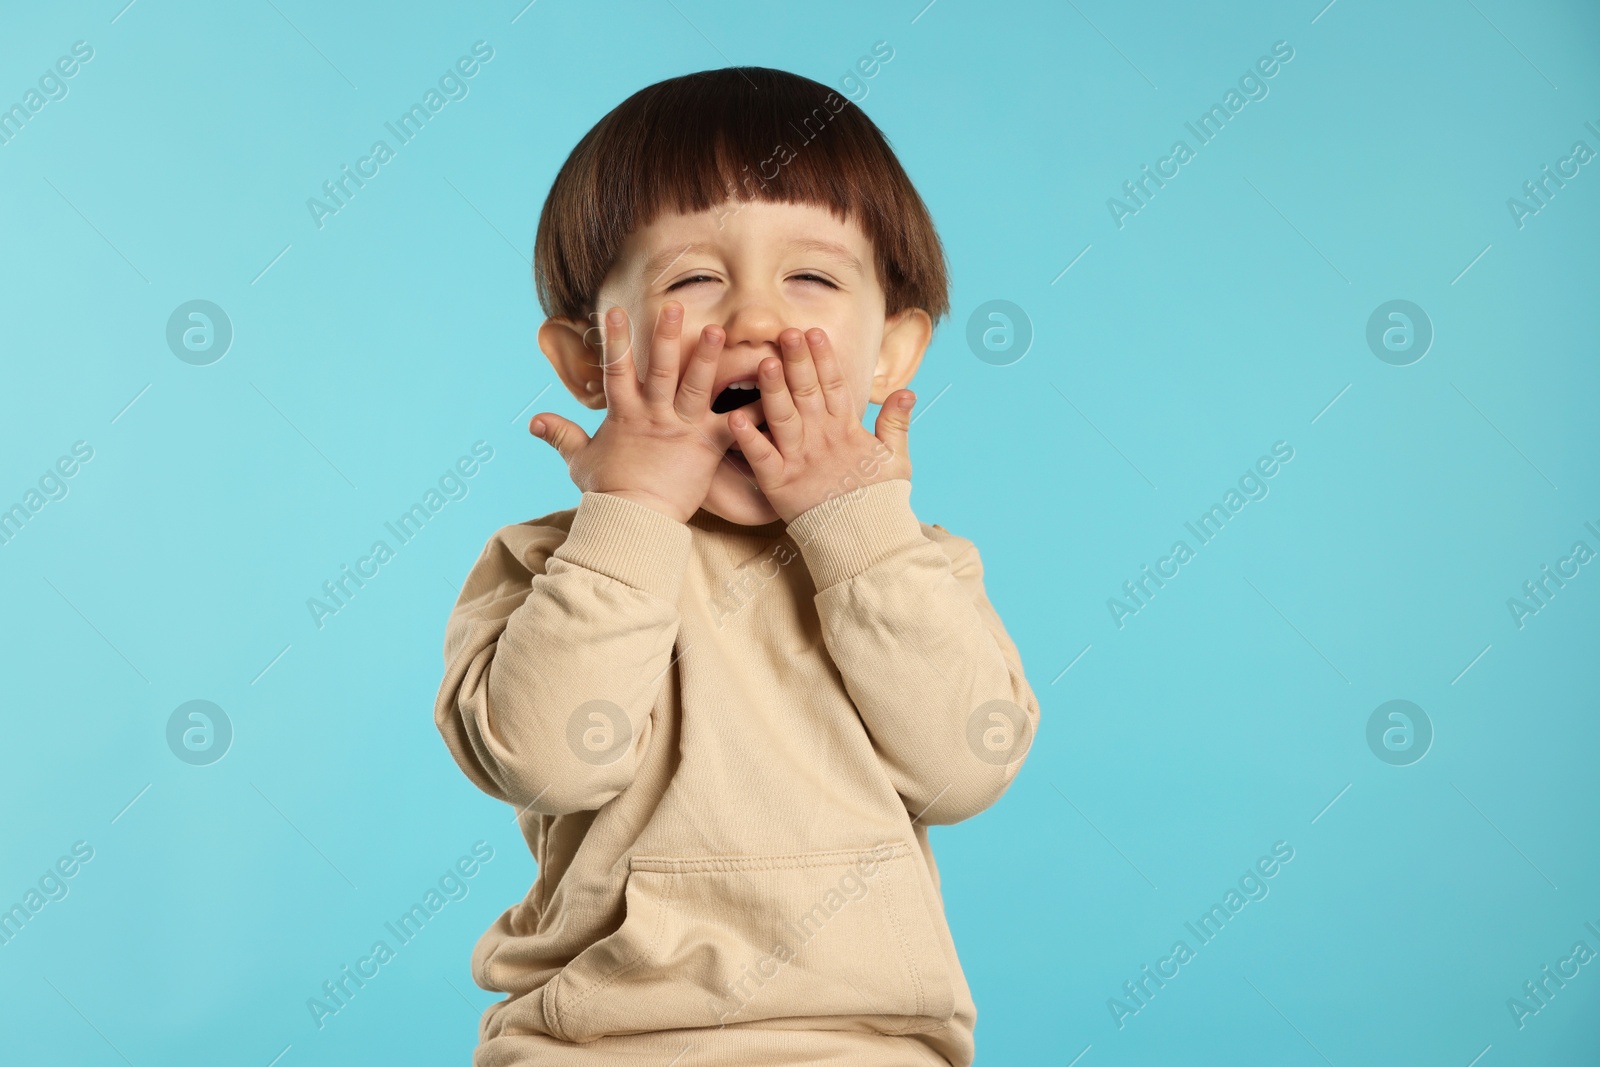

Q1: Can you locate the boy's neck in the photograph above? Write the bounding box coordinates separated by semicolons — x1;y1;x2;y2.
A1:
686;508;787;539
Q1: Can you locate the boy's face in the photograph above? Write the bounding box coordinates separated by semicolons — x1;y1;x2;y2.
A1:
540;199;931;526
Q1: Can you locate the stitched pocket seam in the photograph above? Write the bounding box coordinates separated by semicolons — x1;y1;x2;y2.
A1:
629;842;911;876
550;866;678;1033
876;855;926;1025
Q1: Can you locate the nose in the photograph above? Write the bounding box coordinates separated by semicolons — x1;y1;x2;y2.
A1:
715;281;787;362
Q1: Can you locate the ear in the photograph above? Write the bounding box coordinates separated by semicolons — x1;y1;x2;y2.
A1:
869;306;932;404
537;314;607;410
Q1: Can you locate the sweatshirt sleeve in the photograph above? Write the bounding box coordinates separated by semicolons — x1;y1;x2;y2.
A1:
784;478;1040;826
433;491;692;816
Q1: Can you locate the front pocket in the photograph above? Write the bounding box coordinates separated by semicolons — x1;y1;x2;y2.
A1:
543;841;955;1042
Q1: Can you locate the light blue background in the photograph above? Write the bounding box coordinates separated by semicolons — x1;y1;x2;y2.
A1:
2;0;1597;1063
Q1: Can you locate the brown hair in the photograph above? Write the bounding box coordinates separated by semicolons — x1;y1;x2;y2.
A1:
533;66;949;329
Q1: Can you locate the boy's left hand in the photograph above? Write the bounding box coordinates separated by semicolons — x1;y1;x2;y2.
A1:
727;326;915;523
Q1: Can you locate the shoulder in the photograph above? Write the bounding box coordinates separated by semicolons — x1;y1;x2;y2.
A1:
443;506;578;655
467;504;578;581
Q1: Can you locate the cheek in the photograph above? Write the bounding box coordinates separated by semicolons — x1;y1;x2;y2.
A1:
834;327;881;404
622;296;664;373
641;295;718;367
678;309;716;354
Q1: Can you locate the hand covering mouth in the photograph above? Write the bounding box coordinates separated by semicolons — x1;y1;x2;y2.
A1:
724;424;769;463
711;381;767;461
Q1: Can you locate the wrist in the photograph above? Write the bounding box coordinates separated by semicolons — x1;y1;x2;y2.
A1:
776;466;908;523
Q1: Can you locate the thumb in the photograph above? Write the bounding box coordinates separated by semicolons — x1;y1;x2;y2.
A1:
529;413;589;465
873;390;915;455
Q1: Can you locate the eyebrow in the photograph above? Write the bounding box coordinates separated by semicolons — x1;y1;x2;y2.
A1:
642;237;864;284
789;238;865;275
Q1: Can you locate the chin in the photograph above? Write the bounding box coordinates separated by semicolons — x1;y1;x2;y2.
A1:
699;462;782;526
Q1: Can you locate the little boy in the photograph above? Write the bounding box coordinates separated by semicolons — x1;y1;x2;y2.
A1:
435;65;1040;1067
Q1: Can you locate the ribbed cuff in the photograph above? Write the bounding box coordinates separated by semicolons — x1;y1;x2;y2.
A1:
785;478;927;591
551;491;694;602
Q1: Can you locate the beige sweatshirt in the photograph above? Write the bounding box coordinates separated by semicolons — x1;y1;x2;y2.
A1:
434;478;1040;1066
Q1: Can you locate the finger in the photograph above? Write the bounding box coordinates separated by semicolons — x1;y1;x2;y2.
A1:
529;413;591;465
642;302;684;405
806;327;854;417
873;390;915;458
675;322;724;419
729;409;782;480
599;306;639;408
779;328;826;415
756;354;803;453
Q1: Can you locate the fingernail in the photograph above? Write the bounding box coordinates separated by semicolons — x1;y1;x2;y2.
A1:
731;412;746;428
584;380;600;393
607;308;624;325
530;418;545;435
901;393;915;408
664;304;681;321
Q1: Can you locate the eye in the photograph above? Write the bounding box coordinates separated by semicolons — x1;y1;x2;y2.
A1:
791;273;839;288
666;274;718;291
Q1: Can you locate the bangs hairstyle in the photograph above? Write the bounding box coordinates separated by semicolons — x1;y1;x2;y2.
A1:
533;66;949;328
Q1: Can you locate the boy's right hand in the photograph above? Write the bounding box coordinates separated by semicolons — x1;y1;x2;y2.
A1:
529;303;731;525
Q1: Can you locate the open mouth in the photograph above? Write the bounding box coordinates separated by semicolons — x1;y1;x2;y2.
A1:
710;381;767;466
711;381;760;415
